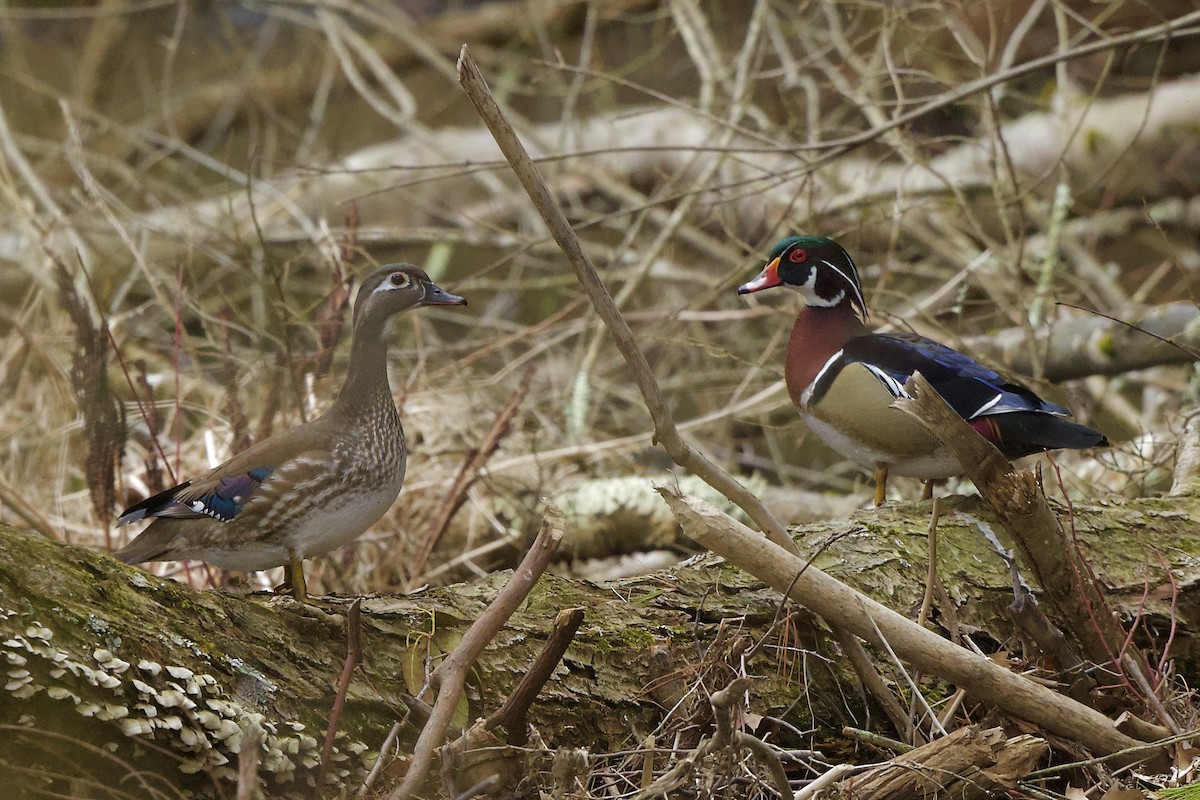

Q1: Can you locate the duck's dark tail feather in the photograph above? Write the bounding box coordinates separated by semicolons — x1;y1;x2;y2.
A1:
115;480;191;526
991;412;1109;459
112;523;179;565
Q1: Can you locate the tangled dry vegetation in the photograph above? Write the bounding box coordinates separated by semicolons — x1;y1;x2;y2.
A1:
1;0;1199;797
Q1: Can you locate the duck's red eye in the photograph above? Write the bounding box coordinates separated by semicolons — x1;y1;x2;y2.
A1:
788;248;808;264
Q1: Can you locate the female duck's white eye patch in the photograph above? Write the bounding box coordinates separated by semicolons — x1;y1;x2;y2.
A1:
374;272;411;294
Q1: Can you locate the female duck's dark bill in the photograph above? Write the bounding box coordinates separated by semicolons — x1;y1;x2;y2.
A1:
737;257;782;294
424;285;468;306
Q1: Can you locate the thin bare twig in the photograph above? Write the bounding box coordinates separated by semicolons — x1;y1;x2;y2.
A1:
834;628;917;745
485;606;585;746
893;374;1157;686
387;503;565;800
317;599;363;789
455;44;798;557
636;676;789;799
863;607;947;739
658;487;1146;758
358;719;406;797
435;606;586;794
842;726;913;755
917;498;941;629
406;366;534;588
794;764;859;800
0;474;60;540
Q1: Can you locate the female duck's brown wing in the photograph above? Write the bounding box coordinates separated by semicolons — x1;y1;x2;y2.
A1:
115;426;332;527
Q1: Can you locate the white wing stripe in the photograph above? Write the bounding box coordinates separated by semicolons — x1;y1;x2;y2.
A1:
863;363;908;398
969;393;1004;419
801;349;846;406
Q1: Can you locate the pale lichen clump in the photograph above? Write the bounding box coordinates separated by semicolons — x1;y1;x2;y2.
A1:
1;604;377;794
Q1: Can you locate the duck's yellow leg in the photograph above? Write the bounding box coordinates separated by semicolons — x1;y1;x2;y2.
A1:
279;552;308;601
873;463;888;507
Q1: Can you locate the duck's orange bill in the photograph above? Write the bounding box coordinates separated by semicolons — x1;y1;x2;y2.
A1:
737;257;781;294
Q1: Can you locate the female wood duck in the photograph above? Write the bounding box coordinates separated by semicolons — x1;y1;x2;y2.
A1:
738;236;1107;505
113;265;467;599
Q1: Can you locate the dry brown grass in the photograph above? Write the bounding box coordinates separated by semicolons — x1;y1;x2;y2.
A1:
0;0;1195;594
0;4;1198;793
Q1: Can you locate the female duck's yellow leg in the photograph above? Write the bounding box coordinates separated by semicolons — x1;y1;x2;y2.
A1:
873;463;888;507
279;553;308;601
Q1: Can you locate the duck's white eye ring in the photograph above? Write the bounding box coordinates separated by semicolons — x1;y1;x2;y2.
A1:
390;272;410;287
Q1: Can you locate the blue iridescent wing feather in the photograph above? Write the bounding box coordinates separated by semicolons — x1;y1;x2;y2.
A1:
831;332;1069;420
116;466;274;525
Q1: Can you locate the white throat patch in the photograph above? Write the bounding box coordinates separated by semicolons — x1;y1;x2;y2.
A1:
787;282;845;308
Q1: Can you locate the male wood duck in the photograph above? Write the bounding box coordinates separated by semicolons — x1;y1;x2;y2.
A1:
738;236;1108;505
113;265;467;599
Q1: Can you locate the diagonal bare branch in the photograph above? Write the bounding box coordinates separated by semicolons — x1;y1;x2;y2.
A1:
455;44;798;557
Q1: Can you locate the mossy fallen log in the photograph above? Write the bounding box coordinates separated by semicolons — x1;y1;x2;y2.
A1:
0;491;1196;797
